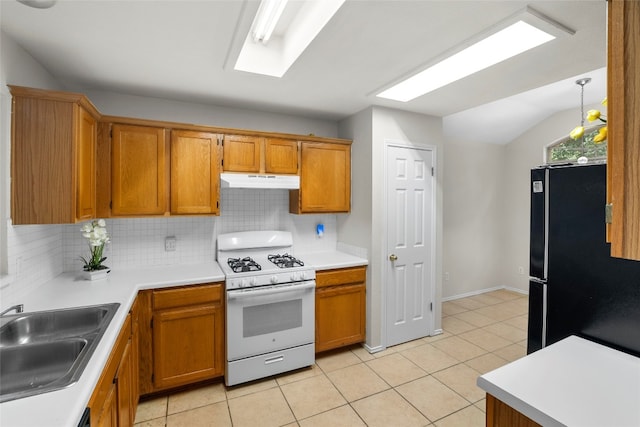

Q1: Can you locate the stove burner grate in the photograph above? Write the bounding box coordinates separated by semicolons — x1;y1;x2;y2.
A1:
227;257;261;273
268;253;304;269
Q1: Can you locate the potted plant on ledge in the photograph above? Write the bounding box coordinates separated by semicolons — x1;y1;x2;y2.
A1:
80;219;111;280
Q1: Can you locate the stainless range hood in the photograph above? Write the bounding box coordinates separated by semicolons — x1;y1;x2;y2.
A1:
220;173;300;190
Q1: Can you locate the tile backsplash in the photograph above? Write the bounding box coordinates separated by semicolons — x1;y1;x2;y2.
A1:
3;189;339;305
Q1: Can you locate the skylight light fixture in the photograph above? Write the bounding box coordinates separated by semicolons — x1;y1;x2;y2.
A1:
251;0;289;44
377;8;573;102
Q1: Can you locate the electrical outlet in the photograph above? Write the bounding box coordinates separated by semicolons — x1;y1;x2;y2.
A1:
165;236;177;252
518;266;525;275
444;272;450;281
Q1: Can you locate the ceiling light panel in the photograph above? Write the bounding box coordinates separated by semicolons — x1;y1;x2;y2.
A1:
377;7;574;102
251;0;289;44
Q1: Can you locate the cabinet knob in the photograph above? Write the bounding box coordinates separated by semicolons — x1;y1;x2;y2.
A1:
389;254;398;261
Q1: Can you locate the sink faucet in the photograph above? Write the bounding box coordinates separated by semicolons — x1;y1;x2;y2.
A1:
0;304;24;317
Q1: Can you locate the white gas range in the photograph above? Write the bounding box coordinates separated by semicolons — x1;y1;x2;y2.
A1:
217;230;315;386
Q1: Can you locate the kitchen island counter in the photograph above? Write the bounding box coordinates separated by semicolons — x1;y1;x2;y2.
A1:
477;335;640;427
0;263;224;427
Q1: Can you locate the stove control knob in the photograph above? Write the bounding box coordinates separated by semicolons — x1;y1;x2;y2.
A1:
270;276;279;284
290;273;298;281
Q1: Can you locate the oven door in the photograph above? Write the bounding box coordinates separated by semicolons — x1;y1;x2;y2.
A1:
226;281;315;361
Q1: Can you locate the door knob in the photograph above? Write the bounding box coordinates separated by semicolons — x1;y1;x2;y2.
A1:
389;254;398;261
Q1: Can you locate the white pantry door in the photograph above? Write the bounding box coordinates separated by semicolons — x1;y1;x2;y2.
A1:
386;144;435;347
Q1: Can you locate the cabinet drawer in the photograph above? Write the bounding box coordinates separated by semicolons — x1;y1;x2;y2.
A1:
153;283;222;310
316;266;366;289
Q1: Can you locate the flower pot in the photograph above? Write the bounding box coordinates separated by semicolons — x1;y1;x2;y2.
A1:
83;269;110;281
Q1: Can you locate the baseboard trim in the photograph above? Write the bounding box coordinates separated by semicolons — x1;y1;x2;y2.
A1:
442;285;528;302
363;343;385;354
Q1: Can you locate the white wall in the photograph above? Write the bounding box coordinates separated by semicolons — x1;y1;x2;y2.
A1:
442;140;506;299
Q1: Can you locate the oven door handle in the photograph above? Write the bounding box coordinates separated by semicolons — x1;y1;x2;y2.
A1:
227;281;315;300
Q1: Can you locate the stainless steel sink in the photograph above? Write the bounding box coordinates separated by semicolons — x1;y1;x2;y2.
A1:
0;303;120;403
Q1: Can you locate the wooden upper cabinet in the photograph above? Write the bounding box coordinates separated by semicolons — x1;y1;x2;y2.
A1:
222;134;261;172
265;138;298;174
607;0;640;261
290;141;351;214
222;135;299;174
9;86;99;224
170;130;221;215
111;124;168;216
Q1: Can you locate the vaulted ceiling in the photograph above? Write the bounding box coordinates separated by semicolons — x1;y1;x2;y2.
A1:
0;0;607;144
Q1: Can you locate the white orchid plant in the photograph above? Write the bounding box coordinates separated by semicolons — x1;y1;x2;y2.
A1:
80;219;110;271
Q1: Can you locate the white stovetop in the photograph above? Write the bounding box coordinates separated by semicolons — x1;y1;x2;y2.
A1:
477;335;640;427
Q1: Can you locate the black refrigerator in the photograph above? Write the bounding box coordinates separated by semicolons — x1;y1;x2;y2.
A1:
528;163;640;357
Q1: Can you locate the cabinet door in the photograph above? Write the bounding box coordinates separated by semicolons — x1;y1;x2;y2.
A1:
223;134;262;172
94;383;117;427
608;0;640;260
75;105;97;221
293;142;351;213
316;283;366;352
265;138;298;174
153;304;223;390
111;124;167;215
170;130;220;214
116;340;133;427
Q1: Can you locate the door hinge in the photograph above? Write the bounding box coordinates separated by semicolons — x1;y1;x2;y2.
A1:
605;203;613;224
430;302;433;311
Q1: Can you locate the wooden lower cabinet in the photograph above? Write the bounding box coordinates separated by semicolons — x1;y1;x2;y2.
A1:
88;310;137;427
138;283;225;394
315;266;366;353
486;394;541;427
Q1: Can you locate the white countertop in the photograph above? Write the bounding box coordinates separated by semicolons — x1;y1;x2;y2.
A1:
0;250;367;427
477;335;640;427
0;263;225;427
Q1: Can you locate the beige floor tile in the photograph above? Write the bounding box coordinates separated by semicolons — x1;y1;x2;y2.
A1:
401;343;459;373
453;310;496;328
351;345;376;362
475;399;487;413
431;336;487;362
487;289;523;301
298;405;366;427
134;418;166;427
473;305;517;322
228;387;294;427
351;389;430;427
433;405;485;427
167;382;226;415
468;293;503;306
276;363;323;386
505;314;529;330
366;352;427;387
458;329;512;352
482;322;528;343
282;423;300;427
464;353;508;374
280;374;347;419
448;298;486;311
432;364;485;403
327;362;389;402
442;316;476;335
421;330;452;344
225;377;278;399
442;301;468;316
396;376;469;422
316;349;362;372
493;343;527;362
371;346;399;358
135;397;167;423
166;401;231;427
391;338;426;352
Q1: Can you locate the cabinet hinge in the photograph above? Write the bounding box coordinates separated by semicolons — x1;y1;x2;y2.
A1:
110;129;113;138
217;201;219;209
109;201;112;209
605;203;613;224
